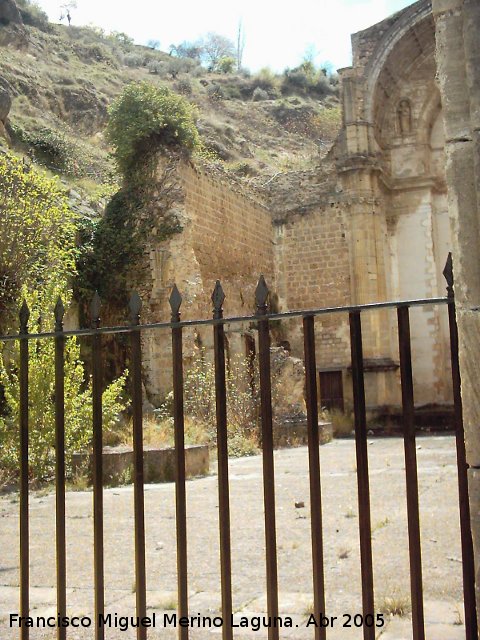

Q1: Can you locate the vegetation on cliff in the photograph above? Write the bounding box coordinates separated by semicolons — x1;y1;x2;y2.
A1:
106;81;200;176
0;0;340;195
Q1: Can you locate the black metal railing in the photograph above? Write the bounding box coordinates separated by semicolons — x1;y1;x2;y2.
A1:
2;254;477;640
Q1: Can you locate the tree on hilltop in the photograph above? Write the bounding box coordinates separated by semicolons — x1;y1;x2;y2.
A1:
202;32;235;71
60;0;77;25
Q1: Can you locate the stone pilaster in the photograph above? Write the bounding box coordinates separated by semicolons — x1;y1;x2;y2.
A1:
433;0;480;624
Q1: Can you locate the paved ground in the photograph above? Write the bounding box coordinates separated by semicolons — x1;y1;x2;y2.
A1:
0;435;468;639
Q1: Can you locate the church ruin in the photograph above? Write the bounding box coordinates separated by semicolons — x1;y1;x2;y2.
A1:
138;0;453;421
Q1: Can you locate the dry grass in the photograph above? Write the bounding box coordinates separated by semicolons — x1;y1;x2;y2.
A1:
378;592;411;617
119;416;211;449
453;605;463;626
149;596;177;611
372;517;390;533
326;409;354;438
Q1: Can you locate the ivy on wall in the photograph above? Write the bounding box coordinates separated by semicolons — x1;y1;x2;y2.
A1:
76;82;200;313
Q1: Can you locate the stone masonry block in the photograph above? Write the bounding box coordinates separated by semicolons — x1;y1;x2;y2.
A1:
445;141;480;305
467;468;480;617
432;0;463;14
457;310;480;468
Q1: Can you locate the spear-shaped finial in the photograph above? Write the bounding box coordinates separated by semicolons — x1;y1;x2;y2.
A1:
443;252;454;299
54;296;65;332
211;280;225;319
19;300;30;334
169;284;182;321
128;291;142;326
255;275;269;315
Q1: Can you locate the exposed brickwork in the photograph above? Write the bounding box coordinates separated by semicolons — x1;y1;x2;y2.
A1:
181;162;274;315
140;157;274;403
275;203;351;367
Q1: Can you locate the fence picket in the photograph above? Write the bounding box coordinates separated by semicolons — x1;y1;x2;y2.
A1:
54;298;67;640
349;311;375;640
19;301;30;640
256;276;279;640
91;292;105;640
170;285;189;640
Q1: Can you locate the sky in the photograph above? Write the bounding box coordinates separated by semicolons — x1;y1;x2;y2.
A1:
35;0;416;72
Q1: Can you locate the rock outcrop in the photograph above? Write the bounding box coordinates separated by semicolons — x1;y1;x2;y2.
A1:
0;0;27;48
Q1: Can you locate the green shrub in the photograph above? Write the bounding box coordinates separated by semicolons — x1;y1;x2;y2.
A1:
107;31;134;51
0;336;127;482
147;60;165;76
252;67;278;93
207;84;225;101
217;56;236;74
281;64;334;97
252;86;269;102
0;152;76;324
174;78;193;95
74;42;117;65
9;123;75;174
166;57;195;78
9;121;111;179
106;81;200;176
0;154;128;482
124;52;143;67
221;83;242;100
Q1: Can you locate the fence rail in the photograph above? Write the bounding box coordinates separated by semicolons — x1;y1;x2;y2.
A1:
3;254;477;640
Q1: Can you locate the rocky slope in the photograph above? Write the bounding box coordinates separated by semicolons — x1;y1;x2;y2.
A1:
0;0;341;204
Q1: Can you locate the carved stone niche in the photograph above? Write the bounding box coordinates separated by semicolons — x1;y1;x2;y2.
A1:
397;98;413;136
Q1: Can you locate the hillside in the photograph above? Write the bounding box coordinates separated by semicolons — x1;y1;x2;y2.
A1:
0;0;340;205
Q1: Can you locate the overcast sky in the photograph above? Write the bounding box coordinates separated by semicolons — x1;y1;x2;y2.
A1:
35;0;416;71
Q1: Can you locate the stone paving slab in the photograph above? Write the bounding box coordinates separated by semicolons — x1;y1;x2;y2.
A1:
0;436;468;639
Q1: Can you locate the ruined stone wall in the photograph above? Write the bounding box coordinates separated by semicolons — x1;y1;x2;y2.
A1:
141;156;274;404
181;162;274;313
335;0;454;409
274;201;354;405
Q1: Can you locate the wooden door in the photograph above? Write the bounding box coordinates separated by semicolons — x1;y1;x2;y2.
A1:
319;370;344;411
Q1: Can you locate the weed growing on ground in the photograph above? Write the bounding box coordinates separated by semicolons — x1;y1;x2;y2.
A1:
453;605;463;626
372;517;390;533
378;592;411;617
324;409;354;437
150;597;177;611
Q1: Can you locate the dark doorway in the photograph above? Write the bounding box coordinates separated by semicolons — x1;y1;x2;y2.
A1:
319;370;344;411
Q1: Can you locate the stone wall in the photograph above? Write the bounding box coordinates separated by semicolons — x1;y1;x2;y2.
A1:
432;0;480;622
136;1;458;419
140;155;275;404
274;202;351;370
335;0;453;409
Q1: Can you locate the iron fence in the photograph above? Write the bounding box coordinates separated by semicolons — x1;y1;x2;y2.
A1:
1;254;477;640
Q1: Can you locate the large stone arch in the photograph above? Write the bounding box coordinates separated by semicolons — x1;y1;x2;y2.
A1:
362;0;434;126
336;0;452;407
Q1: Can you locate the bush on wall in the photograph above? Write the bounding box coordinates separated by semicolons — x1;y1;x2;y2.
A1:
105;81;200;177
